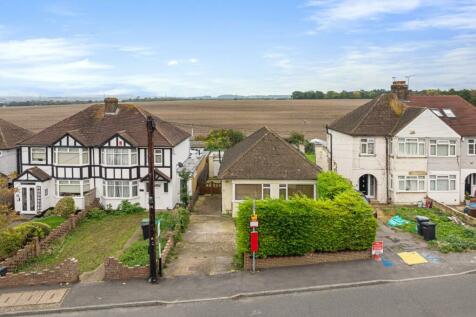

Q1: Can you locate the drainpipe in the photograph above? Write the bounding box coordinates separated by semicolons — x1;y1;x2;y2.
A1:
385;136;390;204
326;125;333;171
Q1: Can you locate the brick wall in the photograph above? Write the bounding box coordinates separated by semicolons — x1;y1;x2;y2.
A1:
104;232;176;281
244;250;371;270
0;258;79;288
0;208;90;271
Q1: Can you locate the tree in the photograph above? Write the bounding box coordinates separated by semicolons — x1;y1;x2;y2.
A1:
178;170;192;206
205;129;244;151
287;131;305;145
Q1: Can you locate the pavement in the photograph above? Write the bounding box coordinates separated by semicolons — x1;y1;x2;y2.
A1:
165;195;236;277
20;274;476;317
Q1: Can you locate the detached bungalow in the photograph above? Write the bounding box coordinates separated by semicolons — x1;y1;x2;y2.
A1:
219;127;320;217
0;118;34;176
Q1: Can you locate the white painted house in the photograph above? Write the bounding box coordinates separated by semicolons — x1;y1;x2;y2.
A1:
13;98;190;215
325;81;476;205
0;118;33;176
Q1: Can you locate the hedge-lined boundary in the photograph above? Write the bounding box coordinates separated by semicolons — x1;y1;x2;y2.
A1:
236;190;377;259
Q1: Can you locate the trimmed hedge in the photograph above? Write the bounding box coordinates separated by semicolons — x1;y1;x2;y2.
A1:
53;197;76;218
236;191;377;258
0;222;51;259
317;171;354;199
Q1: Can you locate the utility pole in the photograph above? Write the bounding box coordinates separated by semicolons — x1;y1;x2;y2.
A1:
146;116;158;283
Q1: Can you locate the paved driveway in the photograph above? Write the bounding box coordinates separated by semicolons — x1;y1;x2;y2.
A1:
165;195;236;277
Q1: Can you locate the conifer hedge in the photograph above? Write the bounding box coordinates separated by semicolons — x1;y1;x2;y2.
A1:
236;190;377;258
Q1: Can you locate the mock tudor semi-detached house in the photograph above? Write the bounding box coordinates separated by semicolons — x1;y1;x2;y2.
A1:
326;81;476;205
13;98;190;215
0;118;34;176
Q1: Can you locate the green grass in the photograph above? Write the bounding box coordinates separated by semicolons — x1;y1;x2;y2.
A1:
34;216;66;229
383;206;476;253
305;152;316;164
17;211;146;273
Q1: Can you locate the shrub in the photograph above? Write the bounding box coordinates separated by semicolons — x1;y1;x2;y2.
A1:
117;201;145;214
176;207;190;233
53;197;76;218
119;240;149;266
317;171;354;199
236;194;377;258
0;222;51;259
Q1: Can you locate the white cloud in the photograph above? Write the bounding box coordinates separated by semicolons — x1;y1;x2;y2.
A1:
306;0;422;30
399;4;476;30
188;58;198;63
44;3;79;16
118;46;156;56
167;60;179;66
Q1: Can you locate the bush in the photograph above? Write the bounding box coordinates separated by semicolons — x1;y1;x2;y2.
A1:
236;194;377;258
53;197;76;218
317;171;354;199
0;222;51;259
117;201;145;214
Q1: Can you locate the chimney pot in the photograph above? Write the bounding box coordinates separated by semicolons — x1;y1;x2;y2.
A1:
390;80;409;100
104;97;119;114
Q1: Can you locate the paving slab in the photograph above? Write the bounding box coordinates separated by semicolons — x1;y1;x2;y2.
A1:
0;288;68;311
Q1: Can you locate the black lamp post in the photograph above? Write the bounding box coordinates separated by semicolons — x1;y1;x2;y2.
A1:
146;116;158;283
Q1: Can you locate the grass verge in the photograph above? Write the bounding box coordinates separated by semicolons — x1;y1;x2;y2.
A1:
34;216;66;229
383;206;476;253
17;211;146;273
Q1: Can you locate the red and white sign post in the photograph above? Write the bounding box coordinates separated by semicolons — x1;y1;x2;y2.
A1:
250;200;259;273
372;241;383;261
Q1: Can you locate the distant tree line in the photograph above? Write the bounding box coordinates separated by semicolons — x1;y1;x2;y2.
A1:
291;89;476;106
0;100;97;107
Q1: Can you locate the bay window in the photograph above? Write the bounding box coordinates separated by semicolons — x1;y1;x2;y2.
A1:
53;147;89;165
398;175;426;192
429;140;456;157
55;179;91;197
398;138;425;156
468;139;475;156
102;148;138;166
429;175;456;191
360;138;375;155
103;180;139;198
31;147;46;163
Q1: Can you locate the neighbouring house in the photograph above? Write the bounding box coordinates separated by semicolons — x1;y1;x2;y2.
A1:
326;80;476;205
13;97;190;215
218;126;320;216
0;118;34;176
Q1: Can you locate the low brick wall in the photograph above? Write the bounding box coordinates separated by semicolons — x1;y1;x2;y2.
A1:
244;250;371;270
431;200;476;226
0;258;79;289
104;233;176;281
0;209;89;271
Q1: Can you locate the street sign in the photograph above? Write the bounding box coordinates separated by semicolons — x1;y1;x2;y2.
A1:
250;231;259;253
372;241;383;255
250;221;259;228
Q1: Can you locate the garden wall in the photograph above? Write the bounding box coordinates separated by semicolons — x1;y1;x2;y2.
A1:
243;250;371;270
104;231;176;281
431;200;476;226
0;258;79;288
0;208;89;271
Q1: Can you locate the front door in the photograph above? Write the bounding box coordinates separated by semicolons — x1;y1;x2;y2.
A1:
21;185;36;213
359;174;376;199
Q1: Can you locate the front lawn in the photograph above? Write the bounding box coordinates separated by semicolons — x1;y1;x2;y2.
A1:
17;211;146;272
35;215;66;229
383;206;476;253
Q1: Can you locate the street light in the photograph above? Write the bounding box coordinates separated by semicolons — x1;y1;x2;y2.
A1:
146;116;158;283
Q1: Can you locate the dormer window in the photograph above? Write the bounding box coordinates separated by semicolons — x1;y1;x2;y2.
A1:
442;108;455;118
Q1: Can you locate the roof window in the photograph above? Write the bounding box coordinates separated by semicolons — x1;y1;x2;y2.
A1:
442;108;456;118
431;108;443;117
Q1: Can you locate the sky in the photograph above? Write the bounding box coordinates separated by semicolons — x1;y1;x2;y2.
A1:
0;0;475;97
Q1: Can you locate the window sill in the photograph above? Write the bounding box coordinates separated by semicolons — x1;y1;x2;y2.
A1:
359;154;376;157
31;161;47;165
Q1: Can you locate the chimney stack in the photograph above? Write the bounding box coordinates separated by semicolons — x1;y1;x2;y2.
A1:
390;80;409;100
104;97;119;114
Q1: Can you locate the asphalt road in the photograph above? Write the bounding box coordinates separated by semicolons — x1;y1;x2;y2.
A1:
23;274;476;317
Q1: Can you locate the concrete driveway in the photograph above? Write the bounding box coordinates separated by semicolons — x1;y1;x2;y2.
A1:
165;195;236;277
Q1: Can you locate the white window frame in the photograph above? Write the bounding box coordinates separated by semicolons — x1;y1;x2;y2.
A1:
429;175;457;192
101;148;138;166
233;183;270;201
468;139;476;156
154;149;163;165
398;138;425;157
262;184;271;199
442;108;456;118
30;147;47;164
360;138;375;155
397;175;426;192
429;140;456;157
279;184;288;200
103;180;139;198
431;108;443;117
55;179;90;197
0;151;3;157
53;147;89;166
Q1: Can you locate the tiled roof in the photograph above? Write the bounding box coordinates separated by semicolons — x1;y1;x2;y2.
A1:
20;103;190;147
16;167;51;182
0;118;34;150
328;93;425;136
218;127;320;180
407;95;476;136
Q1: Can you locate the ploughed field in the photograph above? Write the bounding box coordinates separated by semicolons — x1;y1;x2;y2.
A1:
0;99;367;139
